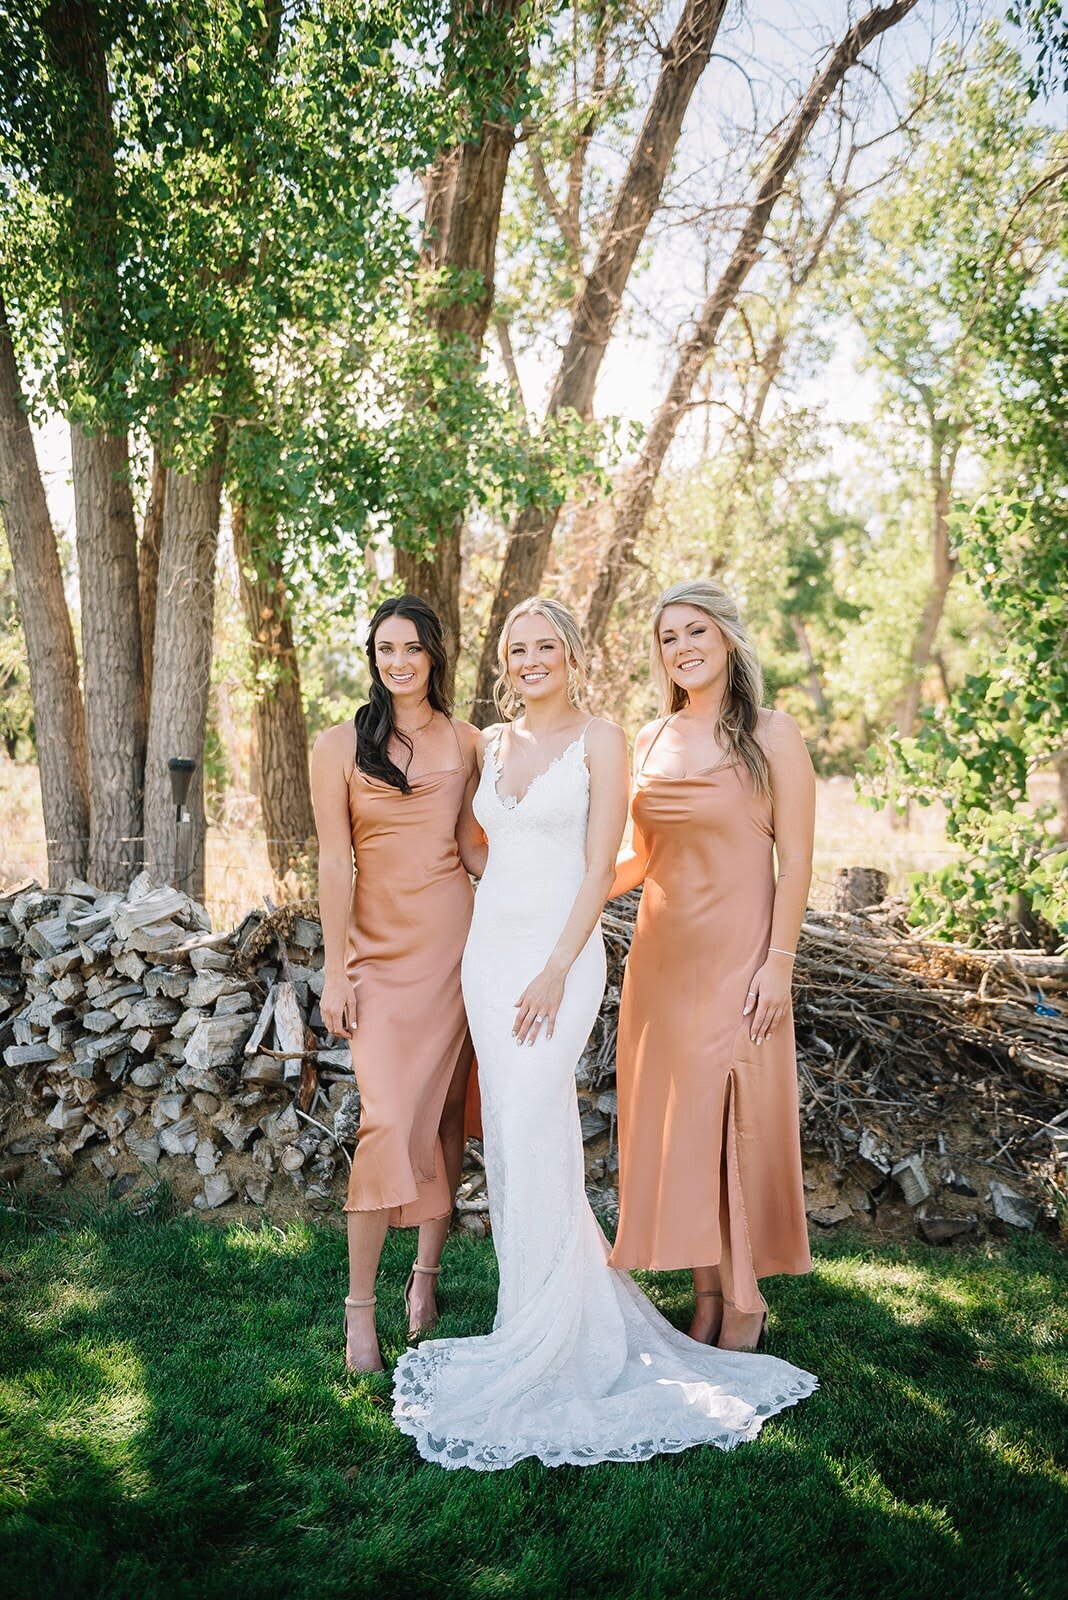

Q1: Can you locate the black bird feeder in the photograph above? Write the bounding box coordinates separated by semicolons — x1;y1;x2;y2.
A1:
168;757;197;889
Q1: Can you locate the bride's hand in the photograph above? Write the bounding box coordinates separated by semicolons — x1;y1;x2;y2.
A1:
513;962;566;1046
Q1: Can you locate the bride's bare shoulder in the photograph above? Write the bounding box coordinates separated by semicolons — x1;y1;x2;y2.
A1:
476;721;506;750
584;716;628;761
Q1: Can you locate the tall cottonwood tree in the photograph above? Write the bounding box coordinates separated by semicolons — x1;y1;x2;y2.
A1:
3;0;451;895
838;29;1065;736
0;288;90;884
135;0;288;897
1;1;146;886
470;0;730;721
393;0;537;683
220;7;460;878
579;0;920;656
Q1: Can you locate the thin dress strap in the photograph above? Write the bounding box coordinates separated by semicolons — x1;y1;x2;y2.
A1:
447;716;467;776
637;714;674;777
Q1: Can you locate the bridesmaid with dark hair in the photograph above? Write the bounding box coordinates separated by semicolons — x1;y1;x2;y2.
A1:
312;594;483;1373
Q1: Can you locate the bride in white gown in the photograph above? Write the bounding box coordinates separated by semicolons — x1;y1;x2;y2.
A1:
392;598;817;1470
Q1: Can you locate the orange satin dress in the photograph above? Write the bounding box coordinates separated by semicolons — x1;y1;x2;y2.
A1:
607;722;811;1312
343;723;474;1226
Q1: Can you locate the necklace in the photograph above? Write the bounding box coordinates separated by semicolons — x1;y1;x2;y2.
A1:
394;707;436;737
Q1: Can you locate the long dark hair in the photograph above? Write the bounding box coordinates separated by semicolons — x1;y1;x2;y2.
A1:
355;595;451;793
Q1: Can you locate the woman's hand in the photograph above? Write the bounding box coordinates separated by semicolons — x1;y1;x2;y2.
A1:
513;962;566;1046
742;951;794;1045
320;971;359;1040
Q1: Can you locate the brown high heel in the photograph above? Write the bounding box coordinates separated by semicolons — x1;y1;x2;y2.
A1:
717;1299;769;1352
689;1288;724;1344
404;1262;441;1337
344;1294;383;1373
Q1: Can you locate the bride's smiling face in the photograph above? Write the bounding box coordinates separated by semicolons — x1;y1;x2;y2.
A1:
506;613;570;707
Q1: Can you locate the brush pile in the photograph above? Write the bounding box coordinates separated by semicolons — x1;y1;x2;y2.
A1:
591;893;1067;1240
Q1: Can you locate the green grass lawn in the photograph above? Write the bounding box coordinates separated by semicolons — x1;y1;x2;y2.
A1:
1;1192;1065;1600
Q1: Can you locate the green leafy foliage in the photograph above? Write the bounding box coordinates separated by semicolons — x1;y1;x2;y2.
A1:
868;487;1068;941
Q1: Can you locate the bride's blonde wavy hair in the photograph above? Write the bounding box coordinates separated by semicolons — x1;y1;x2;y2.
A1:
493;596;589;721
650;579;770;798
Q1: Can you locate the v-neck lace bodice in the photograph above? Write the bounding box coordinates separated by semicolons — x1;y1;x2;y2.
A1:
488;723;592;811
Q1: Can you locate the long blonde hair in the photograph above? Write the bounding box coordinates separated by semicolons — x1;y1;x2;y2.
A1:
493;596;589;721
650;580;770;797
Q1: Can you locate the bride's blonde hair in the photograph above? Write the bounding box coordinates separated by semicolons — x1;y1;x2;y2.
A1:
650;579;770;798
493;597;588;721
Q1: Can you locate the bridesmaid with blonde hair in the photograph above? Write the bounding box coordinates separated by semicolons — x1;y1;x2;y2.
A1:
609;579;814;1352
312;594;482;1373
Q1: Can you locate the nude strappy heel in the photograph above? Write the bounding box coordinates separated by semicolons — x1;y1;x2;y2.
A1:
718;1299;769;1352
690;1288;724;1344
344;1294;383;1373
404;1263;441;1337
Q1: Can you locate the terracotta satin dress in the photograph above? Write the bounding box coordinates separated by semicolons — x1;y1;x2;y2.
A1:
343;723;475;1226
608;722;811;1312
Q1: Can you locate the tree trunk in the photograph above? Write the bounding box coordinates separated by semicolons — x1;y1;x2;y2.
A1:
895;429;961;737
833;866;889;914
1056;751;1068;843
470;0;731;722
231;499;315;886
41;1;146;887
579;0;918;663
139;444;165;708
395;0;531;688
143;442;226;900
71;425;145;888
0;289;90;885
790;614;830;721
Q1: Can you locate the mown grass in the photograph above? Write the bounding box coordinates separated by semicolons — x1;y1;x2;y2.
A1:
1;1191;1065;1600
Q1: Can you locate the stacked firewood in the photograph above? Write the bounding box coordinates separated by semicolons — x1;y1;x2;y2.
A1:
0;878;356;1210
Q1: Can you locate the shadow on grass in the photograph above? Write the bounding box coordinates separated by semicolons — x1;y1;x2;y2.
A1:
0;1193;1065;1600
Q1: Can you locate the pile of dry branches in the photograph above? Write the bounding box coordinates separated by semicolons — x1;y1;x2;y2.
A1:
593;893;1067;1225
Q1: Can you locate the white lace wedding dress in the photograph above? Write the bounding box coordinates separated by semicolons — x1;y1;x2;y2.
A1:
392;726;817;1470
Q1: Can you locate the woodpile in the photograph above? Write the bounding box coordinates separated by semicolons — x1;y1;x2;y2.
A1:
0;877;355;1210
1;876;1065;1244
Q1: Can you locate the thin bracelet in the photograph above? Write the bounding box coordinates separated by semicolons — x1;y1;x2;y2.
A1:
768;946;796;959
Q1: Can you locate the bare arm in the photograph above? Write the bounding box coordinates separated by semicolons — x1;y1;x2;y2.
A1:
456;725;489;879
310;723;359;1039
513;720;630;1044
609;722;657;897
743;711;815;1045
